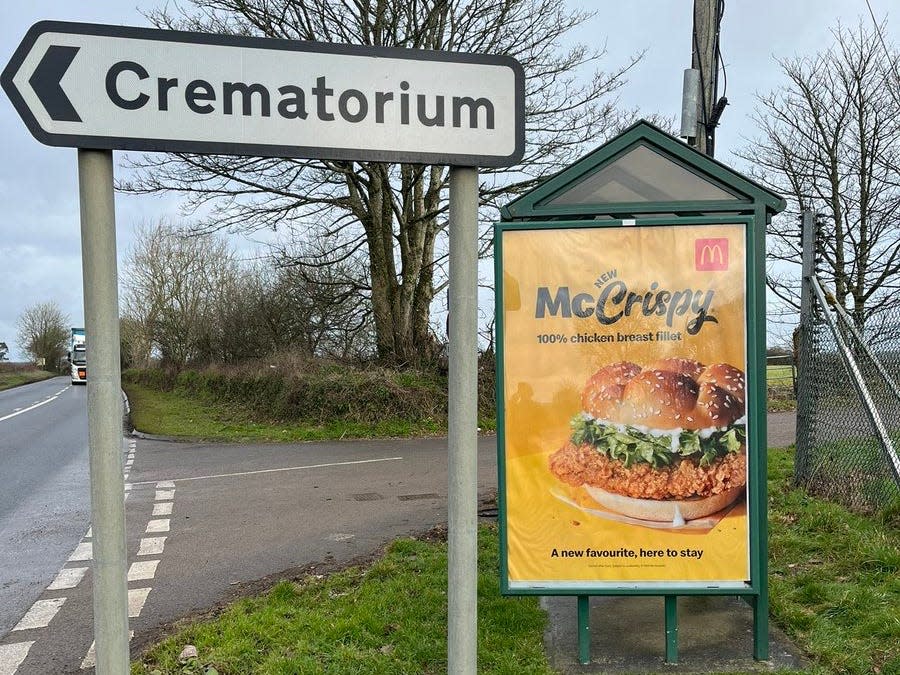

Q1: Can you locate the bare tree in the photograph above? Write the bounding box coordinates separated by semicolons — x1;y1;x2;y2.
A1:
122;220;239;368
121;220;374;368
0;342;8;361
16;301;70;370
737;21;900;336
119;0;642;365
270;239;375;360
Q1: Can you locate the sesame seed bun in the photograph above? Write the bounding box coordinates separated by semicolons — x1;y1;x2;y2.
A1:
580;359;744;430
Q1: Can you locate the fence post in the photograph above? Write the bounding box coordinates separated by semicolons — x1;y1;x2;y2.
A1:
794;210;815;484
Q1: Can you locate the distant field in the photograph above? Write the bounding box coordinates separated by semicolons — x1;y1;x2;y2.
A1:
767;364;795;384
0;363;56;391
767;363;796;412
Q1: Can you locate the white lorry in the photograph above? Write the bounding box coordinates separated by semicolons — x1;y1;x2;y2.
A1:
69;328;86;384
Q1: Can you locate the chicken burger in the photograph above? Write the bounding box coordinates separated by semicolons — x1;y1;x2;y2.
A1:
548;358;747;522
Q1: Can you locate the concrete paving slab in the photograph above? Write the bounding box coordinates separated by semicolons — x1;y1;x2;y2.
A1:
543;594;807;673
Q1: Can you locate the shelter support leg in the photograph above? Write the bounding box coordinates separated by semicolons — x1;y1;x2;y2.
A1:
665;595;678;664
577;595;590;664
752;594;769;660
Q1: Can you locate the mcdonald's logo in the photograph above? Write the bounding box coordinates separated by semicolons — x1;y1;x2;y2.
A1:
695;238;729;271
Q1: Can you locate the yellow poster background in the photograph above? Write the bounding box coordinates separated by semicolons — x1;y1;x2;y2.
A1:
500;223;750;588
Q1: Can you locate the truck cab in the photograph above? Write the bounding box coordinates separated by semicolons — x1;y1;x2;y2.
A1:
70;328;86;385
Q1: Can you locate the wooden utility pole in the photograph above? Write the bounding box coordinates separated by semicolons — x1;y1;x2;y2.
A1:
690;0;723;156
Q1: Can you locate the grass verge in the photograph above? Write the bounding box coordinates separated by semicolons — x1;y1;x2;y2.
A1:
123;356;498;441
131;524;552;675
768;448;900;674
130;450;898;675
0;367;56;391
124;382;443;442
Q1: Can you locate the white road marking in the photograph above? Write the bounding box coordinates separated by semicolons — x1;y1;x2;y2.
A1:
12;598;66;631
145;519;170;533
80;645;94;670
81;632;133;670
5;432;145;670
152;502;173;516
0;396;58;423
68;542;93;562
131;456;404;486
47;567;88;590
128;588;151;617
156;480;175;489
138;537;166;556
0;642;34;675
155;489;175;501
127;560;159;581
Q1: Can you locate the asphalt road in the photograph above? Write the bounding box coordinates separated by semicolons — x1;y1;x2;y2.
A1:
0;404;797;674
123;435;500;643
0;378;90;636
2;433;499;673
767;411;796;449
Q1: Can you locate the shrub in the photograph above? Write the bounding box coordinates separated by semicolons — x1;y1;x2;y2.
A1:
122;353;470;428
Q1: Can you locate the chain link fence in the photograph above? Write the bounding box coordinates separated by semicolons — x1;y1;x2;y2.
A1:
795;279;900;513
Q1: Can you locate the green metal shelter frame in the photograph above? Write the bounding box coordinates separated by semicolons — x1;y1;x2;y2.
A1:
494;120;785;665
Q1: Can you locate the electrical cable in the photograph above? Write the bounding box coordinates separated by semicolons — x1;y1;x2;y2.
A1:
692;25;709;127
716;0;727;97
863;0;900;98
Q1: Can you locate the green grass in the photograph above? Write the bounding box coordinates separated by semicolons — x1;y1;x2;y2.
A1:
132;524;553;675
768;448;900;674
797;437;900;512
129;449;899;675
0;367;56;391
124;382;443;442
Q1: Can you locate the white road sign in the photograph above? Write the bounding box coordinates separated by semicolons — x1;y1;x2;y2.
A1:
2;21;525;166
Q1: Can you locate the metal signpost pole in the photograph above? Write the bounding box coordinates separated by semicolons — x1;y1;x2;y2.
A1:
447;166;479;675
77;148;130;674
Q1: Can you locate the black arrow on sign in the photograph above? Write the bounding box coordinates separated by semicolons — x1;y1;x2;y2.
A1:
29;45;81;122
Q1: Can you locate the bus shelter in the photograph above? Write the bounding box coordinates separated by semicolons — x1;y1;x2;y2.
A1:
494;120;785;664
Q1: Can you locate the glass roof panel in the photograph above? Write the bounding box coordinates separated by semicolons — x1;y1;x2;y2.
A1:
545;144;740;205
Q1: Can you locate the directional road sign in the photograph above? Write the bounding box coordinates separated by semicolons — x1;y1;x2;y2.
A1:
2;21;525;166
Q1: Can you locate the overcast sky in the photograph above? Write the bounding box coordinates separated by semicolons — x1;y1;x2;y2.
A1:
1;1;897;358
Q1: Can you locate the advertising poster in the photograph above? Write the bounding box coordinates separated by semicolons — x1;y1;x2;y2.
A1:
499;222;750;591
